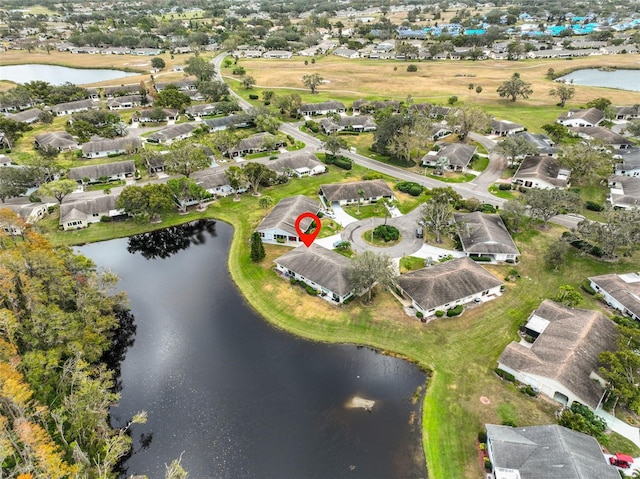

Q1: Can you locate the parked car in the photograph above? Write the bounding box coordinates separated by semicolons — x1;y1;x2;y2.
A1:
610;453;633;469
416;227;423;239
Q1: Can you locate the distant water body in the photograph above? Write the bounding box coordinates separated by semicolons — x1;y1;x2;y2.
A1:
0;64;138;85
558;68;640;92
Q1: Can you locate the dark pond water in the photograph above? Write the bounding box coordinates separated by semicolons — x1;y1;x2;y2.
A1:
78;220;427;479
558;68;640;92
0;64;139;85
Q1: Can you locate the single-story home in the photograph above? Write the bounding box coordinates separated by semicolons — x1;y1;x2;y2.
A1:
68;160;136;184
81;137;141;158
608;175;640;208
256;195;320;245
34;131;79;151
333;47;359;58
59;194;125;230
267;152;326;178
512;131;557;156
557;107;605;127
614;105;640;120
614;148;640;176
104;85;140;98
421;143;477;171
145;152;169;174
185;103;224;118
453;212;519;262
512;155;570;189
497;299;617;409
135;108;179;123
192;166;249;197
147;123;197;144
203;114;253;132
263;50;293;59
352;99;401;115
486;424;619;479
491;119;525;136
50;99;99;116
299;101;347;116
570;126;634;150
396;257;503;318
107;94;152;110
274;243;356;304
6;108;43;124
154;79;197;92
319;179;394;207
410;103;451;119
228;132;285;157
589;272;640;321
318;115;377;134
2;202;49;226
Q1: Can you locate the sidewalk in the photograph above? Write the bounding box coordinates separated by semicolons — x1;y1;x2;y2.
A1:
596;408;640;448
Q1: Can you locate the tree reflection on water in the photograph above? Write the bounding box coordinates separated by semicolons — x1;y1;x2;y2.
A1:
127;219;217;259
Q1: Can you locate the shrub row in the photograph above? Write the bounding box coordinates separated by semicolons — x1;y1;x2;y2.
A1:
396;181;424;197
584;200;604;211
498;183;512;191
447;304;463;317
471;255;492;262
323;155;353;170
373;224;399;242
495;368;516;382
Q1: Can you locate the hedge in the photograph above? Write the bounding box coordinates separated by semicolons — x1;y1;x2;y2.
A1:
584;200;604;212
447;304;463;317
471;255;492;262
435;310;444;317
333;157;353;170
396;181;424;197
498;183;512;191
373;224;399;242
494;368;515;382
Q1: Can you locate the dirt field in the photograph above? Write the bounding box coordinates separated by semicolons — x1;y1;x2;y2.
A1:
239;54;640;107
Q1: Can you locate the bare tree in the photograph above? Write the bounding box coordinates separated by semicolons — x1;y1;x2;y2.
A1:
347;251;396;303
419;195;454;243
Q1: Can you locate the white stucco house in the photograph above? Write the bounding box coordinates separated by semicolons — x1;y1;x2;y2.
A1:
589;272;640;321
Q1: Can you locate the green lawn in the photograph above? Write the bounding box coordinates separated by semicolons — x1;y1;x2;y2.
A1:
426;171;477;183
43;163;640;479
343;204;387;220
399;255;426;273
471;156;489;172
483;104;565;132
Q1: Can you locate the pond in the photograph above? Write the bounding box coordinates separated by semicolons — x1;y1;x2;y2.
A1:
0;64;139;85
78;220;427;479
557;68;640;92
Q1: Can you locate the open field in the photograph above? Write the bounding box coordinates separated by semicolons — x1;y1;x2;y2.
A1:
238;54;640;128
42;163;640;478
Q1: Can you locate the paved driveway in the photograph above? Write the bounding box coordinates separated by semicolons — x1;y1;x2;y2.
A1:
330;202;358;226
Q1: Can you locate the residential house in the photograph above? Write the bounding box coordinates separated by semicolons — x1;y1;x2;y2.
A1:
421;143;477;171
614;105;640;120
81;137;141;158
203;114;253;132
453;212;519;262
267;152;326;178
0;155;12;166
107;95;152;110
2;201;49;226
68;160;136;185
59;195;125;230
263;50;293;59
104;85;140;98
614;149;640;176
34;131;79;151
512;155;570;189
154;79;198;92
50;99;98;116
192;166;248;197
333;47;359;58
491;119;526;136
147;123;197;144
135;108;179;123
497;300;617;409
396;257;503;318
274;243;356;304
352;99;401;115
512;131;557;156
409;103;451;119
570;126;634;150
427;124;452;141
486;424;619;479
557;107;605;127
228;132;284;157
608;175;640;208
6;108;43;124
185;103;225;119
319;179;394;207
318;115;377;134
299;101;347;116
589;272;640;321
145;152;169;174
256;195;320;244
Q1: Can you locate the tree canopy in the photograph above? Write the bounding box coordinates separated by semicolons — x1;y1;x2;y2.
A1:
497;73;533;102
347;251;396;303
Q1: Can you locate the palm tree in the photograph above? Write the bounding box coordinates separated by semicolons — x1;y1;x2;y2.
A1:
357;189;365;215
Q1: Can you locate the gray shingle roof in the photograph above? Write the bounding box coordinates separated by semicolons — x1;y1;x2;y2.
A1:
609;175;640;207
275;243;354;297
397;257;503;311
320;179;394;202
267;152;325;174
558;107;605;126
34;131;78;150
498;300;618;409
257;195;319;237
454;212;519;255
299;100;346;113
51;99;96;113
513;131;557;155
430;142;477;168
68;160;136;181
570;126;632;146
59;194;119;225
513;155;570;187
492;119;525;133
615;148;640;172
589;272;640;319
6;108;43;123
148;123;197;142
81;137;141;155
486;424;619;479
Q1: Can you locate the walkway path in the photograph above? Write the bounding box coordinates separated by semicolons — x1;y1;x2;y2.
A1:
596;409;640;449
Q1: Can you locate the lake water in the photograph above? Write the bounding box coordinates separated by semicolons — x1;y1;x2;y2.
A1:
79;220;427;479
558;68;640;92
0;64;139;85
